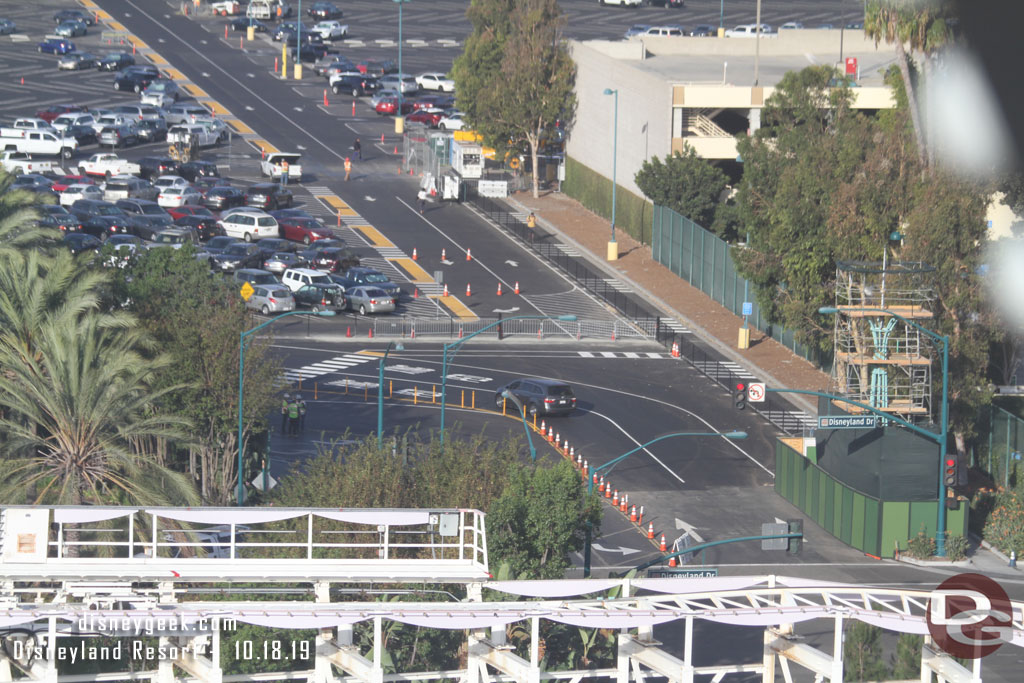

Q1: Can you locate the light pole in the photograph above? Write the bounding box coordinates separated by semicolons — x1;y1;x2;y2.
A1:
602;88;618;261
378;341;405;449
295;0;302;78
501;390;537;462
583;430;747;577
819;306;950;555
237;309;335;505
394;0;410;129
439;315;577;450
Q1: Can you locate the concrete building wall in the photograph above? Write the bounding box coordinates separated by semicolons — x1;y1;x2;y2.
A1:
568;41;672;198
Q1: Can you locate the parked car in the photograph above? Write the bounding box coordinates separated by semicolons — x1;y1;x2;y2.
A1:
113;70;156;93
115;198;172;238
291;42;330;62
262;251;303;274
375;97;414;116
330;73;378;96
344;286;395;315
340;267;401;297
98;52;135;71
230;17;270;32
38;38;76;55
307;1;342;19
69;199;135;238
35;104;87;123
234;268;280;287
13;174;55;192
213;242;264;272
379;74;419;95
140;80;181;107
50;111;95;131
311;20;348;41
55;20;88;38
246;284;296;315
158;185;203;208
64;232;102;254
52;174;93;192
211;1;244;16
174;215;224;242
494;378;577;417
413;94;455;111
204;235;241;256
356;59;397;77
54;9;95;25
406;108;446;128
0;19;16;34
219;209;279;241
150;228;200;249
163;104;209;126
103;176;158;202
438;111;465;130
178;160;221;182
38;203;83;231
245;183;294;210
690;24;715;36
279;216;333;244
306;245;360;272
281;267;335;292
138;156;180;180
415;72;455;92
60;183;104;206
136;119;168;143
166;204;215;221
62;123;99;146
314;53;352;76
293;283;346;312
97;122;140;148
202;186;246;211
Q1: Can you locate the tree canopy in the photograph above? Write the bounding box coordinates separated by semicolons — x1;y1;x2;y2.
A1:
634;147;729;229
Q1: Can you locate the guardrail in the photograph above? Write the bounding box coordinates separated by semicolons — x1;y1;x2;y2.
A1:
370;316;656;340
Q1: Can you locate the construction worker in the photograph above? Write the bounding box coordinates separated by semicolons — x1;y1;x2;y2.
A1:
297;394;307;430
281;158;290;185
344;157;352;181
353;137;362;160
280;393;290;433
287;397;300;437
417;188;427;214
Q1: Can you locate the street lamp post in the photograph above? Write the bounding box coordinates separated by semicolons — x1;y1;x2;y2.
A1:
602;88;618;261
583;430;747;577
237;310;335;505
439;315;577;450
394;0;410;130
819;306;950;555
501;390;537;462
378;341;405;449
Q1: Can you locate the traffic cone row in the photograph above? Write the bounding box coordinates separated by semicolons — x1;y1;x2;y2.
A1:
671;341;680;358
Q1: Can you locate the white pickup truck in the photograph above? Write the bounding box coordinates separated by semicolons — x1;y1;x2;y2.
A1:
0;151;58;174
0;118;54;139
0;130;78;159
167;120;228;147
260;153;302;182
77;153;142;178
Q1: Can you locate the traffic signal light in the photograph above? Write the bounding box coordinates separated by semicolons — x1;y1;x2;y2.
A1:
787;519;803;554
734;382;746;410
943;456;957;488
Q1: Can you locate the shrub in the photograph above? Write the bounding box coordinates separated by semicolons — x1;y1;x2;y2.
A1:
906;527;936;559
981;488;1024;556
562;156;652;245
945;533;969;561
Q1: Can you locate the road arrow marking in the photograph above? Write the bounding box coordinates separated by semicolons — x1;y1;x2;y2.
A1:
364;196;376;201
505;259;519;267
440;259;453;265
202;72;210;77
592;544;640;556
247;73;255;78
200;40;207;45
245;106;255;111
293;107;303;111
297;145;307;150
675;518;705;544
493;307;520;314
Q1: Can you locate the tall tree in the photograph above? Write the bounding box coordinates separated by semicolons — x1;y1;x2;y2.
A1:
0;171;62;256
452;0;575;197
634;148;729;228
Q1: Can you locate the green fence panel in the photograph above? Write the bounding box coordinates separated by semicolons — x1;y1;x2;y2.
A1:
863;498;881;556
909;501;936;538
824;476;836;534
840;488;854;544
881;501;911;554
851;495;866;550
817;472;828;523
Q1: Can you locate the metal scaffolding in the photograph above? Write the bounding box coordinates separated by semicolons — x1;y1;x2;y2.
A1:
831;261;937;423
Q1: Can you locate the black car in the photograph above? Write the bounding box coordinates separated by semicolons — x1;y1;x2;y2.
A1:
272;22;311;41
113;71;156;93
62;123;98;145
202;186;246;211
64;231;102;254
307;246;360;272
307;2;342;19
114;199;172;239
120;64;160;79
331;74;378;97
69;199;134;238
254;237;297;255
174;215;224;242
270;208;315;221
290;43;329;63
54;9;94;26
494;378;577;417
98;52;134;71
136;119;168;143
204;235;241;256
338;266;401;297
13;174;55;192
230;17;269;32
245;183;293;210
138;156;180;180
179;160;220;182
293;283;346;312
38;203;82;231
212;242;263;272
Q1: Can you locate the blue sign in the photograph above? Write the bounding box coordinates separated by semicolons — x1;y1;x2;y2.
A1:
742;302;753;316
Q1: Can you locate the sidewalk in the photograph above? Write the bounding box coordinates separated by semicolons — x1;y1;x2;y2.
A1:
508;190;830;414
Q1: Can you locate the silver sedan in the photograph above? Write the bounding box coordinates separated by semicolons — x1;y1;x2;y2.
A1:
345;286;395;315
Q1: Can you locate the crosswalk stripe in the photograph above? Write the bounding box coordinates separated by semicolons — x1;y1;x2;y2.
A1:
623;352;640;359
578;351;594;358
646;352;663;358
600;352;616;358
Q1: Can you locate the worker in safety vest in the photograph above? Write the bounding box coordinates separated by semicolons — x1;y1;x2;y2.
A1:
280;393;290;433
281;159;290;185
344;157;352;182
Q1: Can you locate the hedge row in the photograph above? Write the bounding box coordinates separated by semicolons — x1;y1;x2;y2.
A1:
561;156;653;246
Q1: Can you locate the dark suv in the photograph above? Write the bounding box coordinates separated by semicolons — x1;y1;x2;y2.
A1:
331;74;378;97
245;183;293;210
338;266;400;297
494;378;577;417
138;156;181;181
69;199;134;238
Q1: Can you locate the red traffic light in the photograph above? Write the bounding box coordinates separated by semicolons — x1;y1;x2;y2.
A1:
736;382;746;391
945;458;956;468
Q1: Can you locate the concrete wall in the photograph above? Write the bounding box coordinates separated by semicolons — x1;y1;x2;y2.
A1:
633;29;888;58
567;41;672;197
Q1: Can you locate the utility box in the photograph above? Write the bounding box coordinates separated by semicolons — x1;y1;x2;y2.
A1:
1;508;50;563
450;140;483;179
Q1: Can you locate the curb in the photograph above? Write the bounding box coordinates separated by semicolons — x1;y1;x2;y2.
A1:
504;195;818;415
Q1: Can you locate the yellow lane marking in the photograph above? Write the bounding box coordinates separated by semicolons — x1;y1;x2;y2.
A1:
352;224;393;248
163;68;186;81
227;119;255;134
252;138;280;154
203;101;231;116
436;296;478;321
388;258;433;284
81;0;98;7
320;195;358;217
132;39;149;49
183;84;209;98
102;16;120;25
148;53;169;65
357;351;385;357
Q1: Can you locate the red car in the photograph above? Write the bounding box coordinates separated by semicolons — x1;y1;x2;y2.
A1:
51;174;94;192
279;217;335;245
166;204;215;221
406;108;446;127
375;97;414;116
35;104;87;123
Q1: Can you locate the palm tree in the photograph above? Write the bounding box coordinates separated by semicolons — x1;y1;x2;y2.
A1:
0;171;62;255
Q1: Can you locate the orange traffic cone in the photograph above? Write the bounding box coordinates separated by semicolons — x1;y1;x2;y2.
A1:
442;284;449;297
540;419;546;434
394;145;398;154
659;534;667;552
605;485;612;499
575;452;581;467
466;283;472;297
496;282;503;296
381;133;385;143
441;248;447;260
346;326;353;338
612;490;619;507
669;556;677;567
413;288;419;299
466;248;472;261
412;247;418;260
598;476;605;493
459;325;464;338
323;89;328;106
672;342;680;358
582;460;588;477
547;427;554;442
368;329;374;339
630;505;637;522
514;281;520;294
647;522;654;539
620;494;628;513
554;432;560;445
638;506;644;525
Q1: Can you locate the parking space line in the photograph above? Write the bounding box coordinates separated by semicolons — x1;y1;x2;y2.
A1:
183;84;210;98
388;258;433;284
351;224;394;248
435;295;478;321
203;100;231;115
226;119;255;134
251;138;280;154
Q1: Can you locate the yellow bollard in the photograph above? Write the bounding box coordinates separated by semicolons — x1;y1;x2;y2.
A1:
501;397;505;415
533;413;537;428
365;385;368;401
345;377;349;394
432;385;436;403
389;380;393;398
314;383;318;400
472;391;476;409
298;378;302;390
461;390;465;408
414;386;418;404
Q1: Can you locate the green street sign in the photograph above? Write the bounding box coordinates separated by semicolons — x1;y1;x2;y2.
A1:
646;568;719;578
817;415;878;429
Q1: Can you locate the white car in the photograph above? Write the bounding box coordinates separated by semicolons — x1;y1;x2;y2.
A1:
415;72;455;92
167;120;228;147
725;24;773;37
218;208;280;242
779;22;804;30
157;186;202;208
598;0;643;6
140;80;180;106
60;184;104;206
311;20;347;40
153;175;190;193
211;1;243;15
438;112;465;131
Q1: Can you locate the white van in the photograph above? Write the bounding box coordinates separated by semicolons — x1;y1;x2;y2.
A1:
51;112;96;132
643;26;685;37
725;24;773;37
218;208;279;242
281;267;334;292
